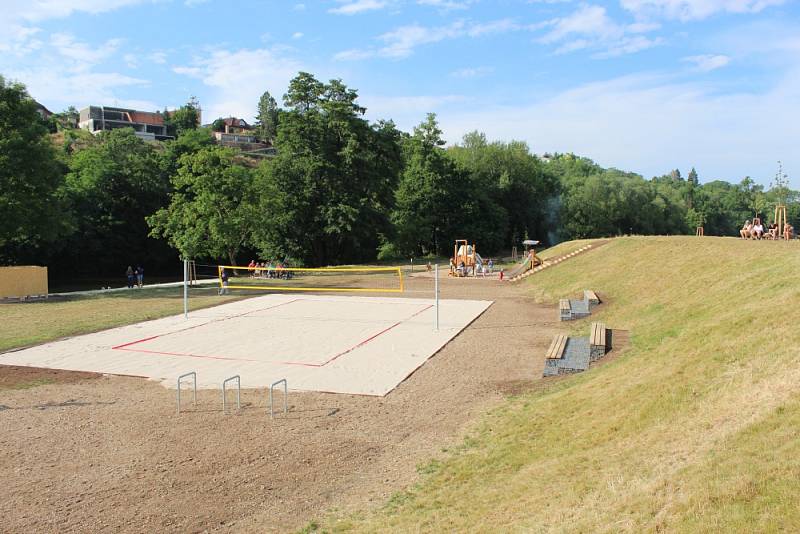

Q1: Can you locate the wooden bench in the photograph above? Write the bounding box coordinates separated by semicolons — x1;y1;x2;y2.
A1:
559;299;572;321
584;289;600;308
545;334;568;360
589;322;607;361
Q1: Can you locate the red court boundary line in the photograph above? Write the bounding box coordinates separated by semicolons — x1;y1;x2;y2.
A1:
111;301;433;367
111;298;301;355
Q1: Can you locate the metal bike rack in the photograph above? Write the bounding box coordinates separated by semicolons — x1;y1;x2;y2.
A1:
176;371;196;414
222;375;241;414
269;378;288;419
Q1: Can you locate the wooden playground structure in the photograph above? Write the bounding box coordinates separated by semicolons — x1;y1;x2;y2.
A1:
450;239;481;277
449;239;541;278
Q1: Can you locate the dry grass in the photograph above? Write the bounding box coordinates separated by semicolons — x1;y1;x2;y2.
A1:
326;236;800;532
0;287;243;352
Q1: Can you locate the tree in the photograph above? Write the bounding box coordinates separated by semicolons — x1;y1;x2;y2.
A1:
211;118;226;132
687;167;699;186
448;131;558;249
61;128;170;274
166;96;201;137
148;146;256;264
253;73;400;265
283;72;324;113
392;114;471;256
0;76;70;262
256;91;279;143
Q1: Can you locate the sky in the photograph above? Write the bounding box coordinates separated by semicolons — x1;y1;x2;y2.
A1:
1;0;798;187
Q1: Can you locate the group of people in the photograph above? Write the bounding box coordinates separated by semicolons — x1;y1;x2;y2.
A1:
739;220;794;240
246;260;293;280
453;258;495;277
125;265;144;288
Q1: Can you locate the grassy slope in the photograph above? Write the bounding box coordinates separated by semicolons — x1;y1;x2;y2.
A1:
537;238;597;261
330;236;800;532
0;287;243;352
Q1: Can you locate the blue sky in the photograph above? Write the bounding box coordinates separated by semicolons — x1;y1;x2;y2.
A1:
1;0;798;187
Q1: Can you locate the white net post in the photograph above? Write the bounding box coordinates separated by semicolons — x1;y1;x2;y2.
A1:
435;263;439;331
183;259;188;320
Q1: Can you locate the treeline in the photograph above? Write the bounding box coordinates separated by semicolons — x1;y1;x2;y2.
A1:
1;73;797;276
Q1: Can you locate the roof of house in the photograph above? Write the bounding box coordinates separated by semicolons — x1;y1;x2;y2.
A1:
222;117;251;128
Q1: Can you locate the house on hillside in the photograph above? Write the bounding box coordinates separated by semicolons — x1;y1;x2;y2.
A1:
33;101;53;120
209;116;273;155
78;106;173;141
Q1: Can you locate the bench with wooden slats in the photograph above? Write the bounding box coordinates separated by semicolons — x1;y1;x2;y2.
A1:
589;321;607;361
559;299;572;321
545;334;569;360
584;289;600;308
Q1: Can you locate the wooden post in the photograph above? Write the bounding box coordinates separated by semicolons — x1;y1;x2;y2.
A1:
695;226;704;236
775;205;788;239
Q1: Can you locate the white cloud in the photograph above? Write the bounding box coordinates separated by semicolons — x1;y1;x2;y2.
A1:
6;63;151;111
4;0;153;22
50;33;122;65
620;0;785;21
362;94;469;127
0;0;152;59
335;18;523;60
378;21;465;57
0;25;43;56
172;47;303;121
467;19;521;37
450;66;493;78
538;4;662;57
431;68;800;188
682;54;731;71
292;32;304;39
417;0;472;10
148;51;168;64
333;48;377;61
185;0;210;5
123;53;139;68
294;3;306;10
329;0;388;15
540;5;621;43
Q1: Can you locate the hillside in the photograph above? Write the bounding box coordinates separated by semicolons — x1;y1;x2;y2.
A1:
329;236;800;532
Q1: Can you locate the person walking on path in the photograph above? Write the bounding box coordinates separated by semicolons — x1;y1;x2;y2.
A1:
136;265;144;288
126;266;135;288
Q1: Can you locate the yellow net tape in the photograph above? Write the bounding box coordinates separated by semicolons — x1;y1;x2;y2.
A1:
216;265;404;293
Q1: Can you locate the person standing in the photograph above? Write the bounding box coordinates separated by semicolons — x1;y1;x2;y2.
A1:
219;268;229;295
126;266;135;288
136;265;144;288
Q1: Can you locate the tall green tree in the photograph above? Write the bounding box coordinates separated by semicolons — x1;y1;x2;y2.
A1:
62;128;170;274
256;91;279;143
0;76;70;263
392;114;475;256
148;146;255;264
448;131;557;249
165;96;201;137
253;73;400;265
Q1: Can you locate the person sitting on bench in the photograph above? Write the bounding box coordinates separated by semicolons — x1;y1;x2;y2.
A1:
740;220;752;239
750;220;764;239
767;222;779;240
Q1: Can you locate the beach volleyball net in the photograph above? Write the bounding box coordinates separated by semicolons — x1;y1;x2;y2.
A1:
216;265;404;293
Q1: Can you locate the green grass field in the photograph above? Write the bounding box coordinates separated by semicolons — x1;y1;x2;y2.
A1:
324;236;800;532
0;287;243;352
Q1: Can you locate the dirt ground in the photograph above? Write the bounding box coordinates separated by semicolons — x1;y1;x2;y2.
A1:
0;273;592;533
